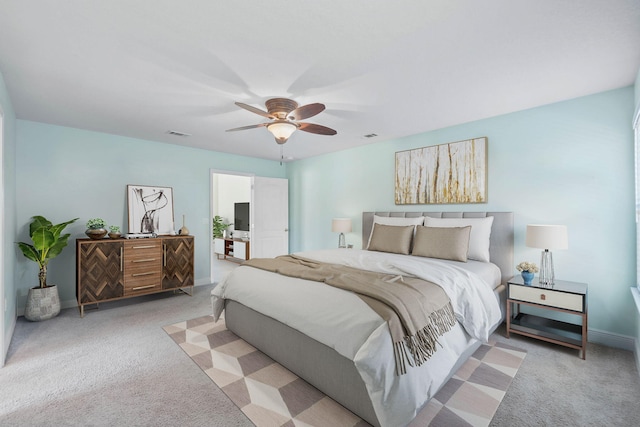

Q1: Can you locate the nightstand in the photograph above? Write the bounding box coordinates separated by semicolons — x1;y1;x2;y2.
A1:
506;276;588;359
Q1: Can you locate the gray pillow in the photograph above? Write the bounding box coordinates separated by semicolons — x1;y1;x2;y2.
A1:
412;225;471;262
367;223;414;255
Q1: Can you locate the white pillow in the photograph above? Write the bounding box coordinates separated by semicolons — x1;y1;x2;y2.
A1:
367;215;425;249
423;216;494;262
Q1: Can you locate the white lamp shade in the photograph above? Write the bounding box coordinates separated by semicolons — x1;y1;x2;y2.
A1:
331;218;352;233
267;122;297;143
526;224;568;250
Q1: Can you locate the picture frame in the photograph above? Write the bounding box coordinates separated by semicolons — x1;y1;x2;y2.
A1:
127;185;175;234
395;137;487;205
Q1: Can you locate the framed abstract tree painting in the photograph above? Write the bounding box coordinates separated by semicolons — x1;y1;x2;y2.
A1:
395;137;487;204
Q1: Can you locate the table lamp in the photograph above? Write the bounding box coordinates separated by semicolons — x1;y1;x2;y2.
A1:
525;224;568;286
331;218;352;248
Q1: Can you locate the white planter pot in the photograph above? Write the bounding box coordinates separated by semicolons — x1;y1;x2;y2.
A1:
25;285;61;321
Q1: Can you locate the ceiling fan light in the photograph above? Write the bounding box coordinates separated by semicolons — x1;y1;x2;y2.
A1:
267;122;297;143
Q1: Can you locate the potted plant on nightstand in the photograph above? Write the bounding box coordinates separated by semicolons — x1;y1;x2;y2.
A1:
17;215;78;321
85;218;107;239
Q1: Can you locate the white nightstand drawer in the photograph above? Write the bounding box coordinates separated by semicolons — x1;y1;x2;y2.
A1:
509;285;583;312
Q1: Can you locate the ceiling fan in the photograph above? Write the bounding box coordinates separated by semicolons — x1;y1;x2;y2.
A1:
226;98;337;144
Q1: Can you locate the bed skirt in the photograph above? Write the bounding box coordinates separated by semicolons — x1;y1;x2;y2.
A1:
225;299;498;426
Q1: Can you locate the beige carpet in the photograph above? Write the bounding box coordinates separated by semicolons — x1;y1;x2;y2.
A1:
164;315;526;427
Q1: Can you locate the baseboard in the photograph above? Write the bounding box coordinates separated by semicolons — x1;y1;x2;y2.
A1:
588;327;636;352
630;287;640;376
2;314;16;367
585;328;639;377
635;337;640;377
19;281;213;316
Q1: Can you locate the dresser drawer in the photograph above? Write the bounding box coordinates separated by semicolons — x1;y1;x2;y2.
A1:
124;263;162;294
509;284;583;312
124;278;162;295
123;240;162;294
124;241;162;256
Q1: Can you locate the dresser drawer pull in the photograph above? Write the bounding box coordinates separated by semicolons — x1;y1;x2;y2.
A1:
120;247;124;271
540;294;546;301
132;258;156;263
163;244;167;266
132;285;156;291
132;245;157;249
132;272;155;277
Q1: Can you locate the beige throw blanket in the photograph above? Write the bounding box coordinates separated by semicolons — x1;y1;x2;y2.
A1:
242;255;457;375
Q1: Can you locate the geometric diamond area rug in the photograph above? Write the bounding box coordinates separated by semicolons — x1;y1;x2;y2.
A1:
163;315;526;427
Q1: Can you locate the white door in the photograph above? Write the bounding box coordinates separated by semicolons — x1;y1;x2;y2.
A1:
251;177;289;258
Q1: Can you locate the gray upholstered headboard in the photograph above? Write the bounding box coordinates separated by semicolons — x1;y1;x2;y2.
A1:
362;212;514;285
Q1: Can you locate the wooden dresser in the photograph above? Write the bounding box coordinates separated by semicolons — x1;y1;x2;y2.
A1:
76;235;194;316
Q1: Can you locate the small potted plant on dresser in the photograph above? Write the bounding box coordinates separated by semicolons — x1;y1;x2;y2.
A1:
85;218;107;239
17;215;78;321
108;225;121;239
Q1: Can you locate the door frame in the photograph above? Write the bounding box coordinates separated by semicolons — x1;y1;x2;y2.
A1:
0;105;5;366
209;169;254;283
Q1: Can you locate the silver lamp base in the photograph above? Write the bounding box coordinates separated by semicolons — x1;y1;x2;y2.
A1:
338;232;346;248
539;249;554;286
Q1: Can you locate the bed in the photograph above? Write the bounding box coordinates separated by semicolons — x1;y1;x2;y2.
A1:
211;211;513;427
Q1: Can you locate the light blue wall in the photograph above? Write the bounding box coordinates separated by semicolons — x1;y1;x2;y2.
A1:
1;70;17;362
6;81;639;344
288;87;636;337
15;121;286;310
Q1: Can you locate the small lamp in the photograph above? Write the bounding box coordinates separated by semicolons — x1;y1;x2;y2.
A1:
525;224;568;286
332;218;352;248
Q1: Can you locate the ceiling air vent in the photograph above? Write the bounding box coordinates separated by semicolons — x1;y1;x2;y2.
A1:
166;130;191;137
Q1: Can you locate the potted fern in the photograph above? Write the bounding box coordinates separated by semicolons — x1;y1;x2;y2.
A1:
17;215;78;321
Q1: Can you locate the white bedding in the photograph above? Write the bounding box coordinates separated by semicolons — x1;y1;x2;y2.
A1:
211;249;502;427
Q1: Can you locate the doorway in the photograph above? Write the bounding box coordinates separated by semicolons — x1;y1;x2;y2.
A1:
209;170;289;284
210;171;251;283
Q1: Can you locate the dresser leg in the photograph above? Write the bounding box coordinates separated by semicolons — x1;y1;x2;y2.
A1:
506;300;511;338
581;317;587;360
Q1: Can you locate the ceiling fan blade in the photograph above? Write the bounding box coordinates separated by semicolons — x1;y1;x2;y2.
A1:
288;103;325;121
298;122;337;136
235;102;274;119
226;123;268;132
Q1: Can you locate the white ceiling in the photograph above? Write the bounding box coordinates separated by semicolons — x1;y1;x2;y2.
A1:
0;0;639;162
